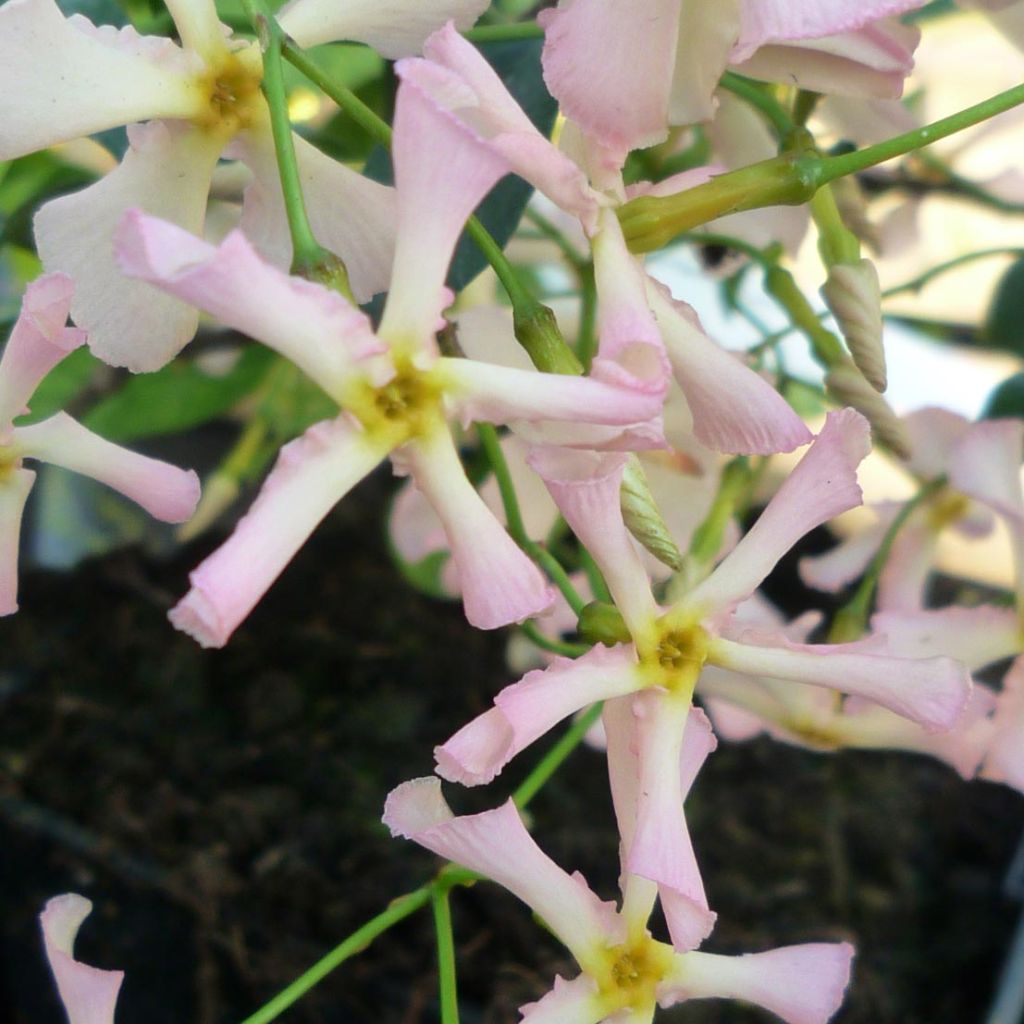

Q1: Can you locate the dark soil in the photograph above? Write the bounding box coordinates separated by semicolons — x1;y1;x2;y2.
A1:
1;469;1022;1024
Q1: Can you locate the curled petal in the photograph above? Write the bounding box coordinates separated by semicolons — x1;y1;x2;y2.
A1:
663;942;854;1024
40;894;123;1024
383;778;620;964
647;282;811;455
116;211;384;398
733;0;927;60
410;24;600;227
435;644;639;785
710;634;971;733
404;427;554;629
733;21;919;100
380;63;510;353
0;469;36;616
687;410;869;616
278;0;488;56
669;0;743;125
35;121;221;372
170;418;385;647
15;412;199;522
0;0;200;159
0;274;84;428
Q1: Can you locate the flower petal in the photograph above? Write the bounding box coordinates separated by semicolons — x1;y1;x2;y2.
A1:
383;778;620;965
527;446;660;635
949;419;1024;526
403;427;555;629
871;605;1023;672
519;974;604;1024
668;0;743;125
0;0;200;159
35;121;222;372
410;24;600;227
0;469;36;616
169;418;385;647
278;0;488;55
15;412;199;522
379;64;510;353
687;410;870;616
647;281;812;455
40;894;123;1024
440;358;662;429
798;518;887;593
0;274;84;428
663;942;854;1024
981;657;1024;791
539;0;680;155
116;211;384;399
434;644;639;785
710;634;972;733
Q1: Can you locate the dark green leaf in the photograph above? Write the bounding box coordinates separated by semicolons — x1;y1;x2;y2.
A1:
83;346;275;442
983;372;1024;421
983;256;1024;354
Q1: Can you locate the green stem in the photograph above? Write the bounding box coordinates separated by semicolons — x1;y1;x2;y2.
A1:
432;886;460;1024
243;3;340;283
238;887;432;1024
463;21;543;43
881;247;1024;298
520;621;592;658
477;423;585;614
828;477;946;642
719;72;793;139
281;36;579;374
513;703;604;810
820;81;1024;184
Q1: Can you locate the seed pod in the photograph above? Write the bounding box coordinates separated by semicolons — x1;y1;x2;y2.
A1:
822;258;887;392
620;455;684;572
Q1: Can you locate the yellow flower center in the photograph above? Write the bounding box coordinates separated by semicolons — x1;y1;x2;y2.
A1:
926;489;971;532
194;47;264;136
343;359;446;447
637;613;710;697
593;935;675;1017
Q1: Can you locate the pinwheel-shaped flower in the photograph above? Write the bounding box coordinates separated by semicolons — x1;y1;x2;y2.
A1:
0;274;200;614
117;67;662;646
0;0;487;371
385;776;854;1024
435;411;971;941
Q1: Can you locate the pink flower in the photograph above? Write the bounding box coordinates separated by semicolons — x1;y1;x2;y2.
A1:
385;777;854;1024
117;71;663;646
40;894;123;1024
0;0;486;370
0;274;200;614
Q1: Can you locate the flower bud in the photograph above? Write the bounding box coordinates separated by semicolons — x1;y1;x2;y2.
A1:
577;601;631;646
621;455;684;571
825;361;910;458
822;258;887;392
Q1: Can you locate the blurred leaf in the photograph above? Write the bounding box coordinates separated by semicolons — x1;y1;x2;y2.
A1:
83;346;275;442
0;153;96;248
983;256;1024;354
56;0;128;25
390;549;454;602
983;372;1024;420
17;347;102;425
0;245;43;328
257;361;338;438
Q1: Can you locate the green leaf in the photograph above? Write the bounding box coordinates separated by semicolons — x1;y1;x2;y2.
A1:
82;346;275;442
0;245;43;328
983;256;1024;354
983;372;1024;420
16;347;102;425
56;0;128;25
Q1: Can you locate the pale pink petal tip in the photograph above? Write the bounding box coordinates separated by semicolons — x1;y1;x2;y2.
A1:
382;776;454;838
40;893;123;1024
168;587;230;649
434;707;514;786
22;273;77;343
